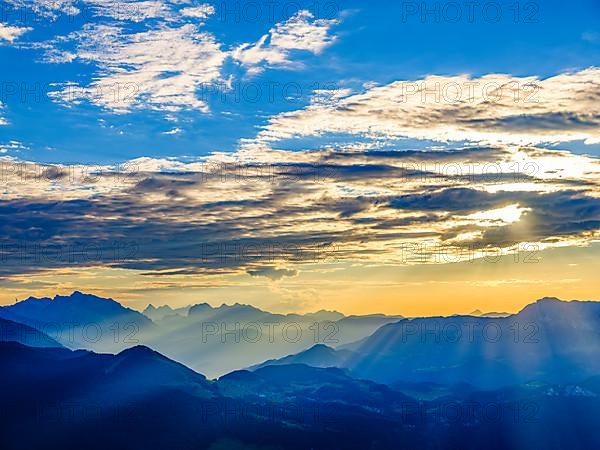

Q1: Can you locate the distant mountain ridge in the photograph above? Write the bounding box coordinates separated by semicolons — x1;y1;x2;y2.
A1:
467;309;510;318
7;293;600;385
0;291;152;327
144;301;347;323
136;300;401;377
0;291;154;353
0;292;402;377
143;304;192;321
253;298;600;389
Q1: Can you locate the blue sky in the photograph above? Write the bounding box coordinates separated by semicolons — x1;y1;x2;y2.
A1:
1;0;599;163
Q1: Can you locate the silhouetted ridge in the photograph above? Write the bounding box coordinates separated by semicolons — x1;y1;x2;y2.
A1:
0;317;64;348
0;292;154;353
253;298;600;389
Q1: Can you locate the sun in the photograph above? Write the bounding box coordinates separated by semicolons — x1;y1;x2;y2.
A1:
468;204;528;226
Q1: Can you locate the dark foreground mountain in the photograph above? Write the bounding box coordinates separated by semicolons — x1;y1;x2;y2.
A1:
0;341;423;450
219;363;417;409
1;341;600;450
254;298;600;389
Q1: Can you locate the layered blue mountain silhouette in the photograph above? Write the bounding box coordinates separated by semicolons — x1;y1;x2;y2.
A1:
3;293;600;387
3;293;600;449
249;343;354;370
3;293;600;388
142;303;192;321
0;291;154;353
142;301;400;377
252;298;600;389
0;291;152;328
0;291;401;377
0;317;64;348
2;334;600;449
0;292;600;450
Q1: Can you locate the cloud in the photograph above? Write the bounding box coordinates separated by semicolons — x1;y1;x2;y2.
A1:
87;0;173;22
38;6;339;113
233;10;339;73
0;23;31;43
247;267;299;281
252;68;600;147
0;102;6;125
0;141;27;153
3;0;190;22
2;0;214;26
3;0;80;18
84;1;214;23
180;5;215;19
4;3;342;115
0;143;598;277
50;23;227;112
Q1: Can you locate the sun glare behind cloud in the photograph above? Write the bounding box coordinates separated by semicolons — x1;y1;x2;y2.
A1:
468;204;529;225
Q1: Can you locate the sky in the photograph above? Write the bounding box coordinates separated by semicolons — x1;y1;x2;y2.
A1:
0;0;599;315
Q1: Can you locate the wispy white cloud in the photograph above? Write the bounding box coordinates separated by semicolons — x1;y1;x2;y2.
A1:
0;23;31;43
50;23;227;112
38;6;340;113
0;141;27;152
180;4;215;19
3;0;80;18
253;68;600;147
5;0;211;23
4;3;341;114
85;0;215;22
233;10;339;73
0;102;6;125
87;0;173;22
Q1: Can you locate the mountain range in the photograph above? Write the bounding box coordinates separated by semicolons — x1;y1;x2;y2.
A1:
0;292;401;377
4;293;600;387
2;334;600;449
0;291;154;353
142;302;403;377
2;293;600;448
252;297;600;389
